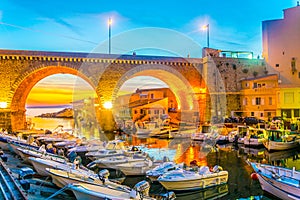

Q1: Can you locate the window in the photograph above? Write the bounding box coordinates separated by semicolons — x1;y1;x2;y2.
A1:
281;109;291;118
148;110;151;114
260;113;263;117
150;94;154;99
251;112;254;116
253;83;257;88
256;97;261;105
243;98;248;105
269;97;272;105
294;109;299;118
276;64;279;67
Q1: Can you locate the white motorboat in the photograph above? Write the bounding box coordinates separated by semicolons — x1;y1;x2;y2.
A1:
7;137;39;155
85;140;126;161
0;133;19;150
263;129;300;151
158;165;228;191
250;162;300;200
29;156;87;176
68;181;168;200
116;159;158;176
228;125;248;144
243;127;267;147
134;121;161;138
87;155;147;169
16;146;67;164
47;168;175;200
191;125;212;141
146;161;181;182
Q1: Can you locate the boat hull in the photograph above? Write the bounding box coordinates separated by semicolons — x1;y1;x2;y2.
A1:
263;140;300;151
257;174;300;200
250;162;300;200
158;171;228;191
29;157;71;176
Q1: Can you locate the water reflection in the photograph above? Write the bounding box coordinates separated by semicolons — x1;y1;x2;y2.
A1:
27;118;300;199
120;135;300;199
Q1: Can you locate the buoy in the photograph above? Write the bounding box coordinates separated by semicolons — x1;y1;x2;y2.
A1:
251;172;259;180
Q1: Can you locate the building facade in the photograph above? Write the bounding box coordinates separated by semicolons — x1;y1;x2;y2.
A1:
239;74;278;120
262;5;300;85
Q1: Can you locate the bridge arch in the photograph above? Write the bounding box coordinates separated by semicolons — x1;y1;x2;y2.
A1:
10;65;97;131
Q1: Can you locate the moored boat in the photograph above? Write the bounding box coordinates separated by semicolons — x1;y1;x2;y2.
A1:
263;129;300;151
250;162;300;200
115;159;158;176
146;161;181;182
158;165;228;191
243;127;267;147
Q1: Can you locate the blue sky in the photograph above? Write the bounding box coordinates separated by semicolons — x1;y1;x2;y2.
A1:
0;0;297;57
1;0;297;110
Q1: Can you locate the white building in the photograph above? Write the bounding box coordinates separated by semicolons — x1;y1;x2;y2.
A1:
262;4;300;86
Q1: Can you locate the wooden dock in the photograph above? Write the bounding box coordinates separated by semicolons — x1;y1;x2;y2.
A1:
0;159;28;200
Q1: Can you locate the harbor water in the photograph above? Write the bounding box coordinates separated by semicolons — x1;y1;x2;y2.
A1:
15;117;300;199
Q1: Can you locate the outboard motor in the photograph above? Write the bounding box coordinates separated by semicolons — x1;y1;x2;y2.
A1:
212;165;223;173
133;180;150;197
160;191;176;200
98;169;110;184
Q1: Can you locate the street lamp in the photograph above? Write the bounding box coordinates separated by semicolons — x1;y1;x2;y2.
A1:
202;24;209;48
108;18;112;54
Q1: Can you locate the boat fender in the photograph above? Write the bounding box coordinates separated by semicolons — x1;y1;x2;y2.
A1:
251;173;259;180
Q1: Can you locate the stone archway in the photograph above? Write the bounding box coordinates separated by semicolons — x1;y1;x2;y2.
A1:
10;66;96;131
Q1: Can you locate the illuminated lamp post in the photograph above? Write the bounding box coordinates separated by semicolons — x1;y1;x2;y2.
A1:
108;18;112;54
202;24;209;48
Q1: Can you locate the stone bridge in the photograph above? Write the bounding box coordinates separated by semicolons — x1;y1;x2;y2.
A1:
0;49;219;132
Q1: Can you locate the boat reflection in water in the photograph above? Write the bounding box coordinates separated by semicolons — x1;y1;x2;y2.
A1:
174;183;228;200
123;134;300;199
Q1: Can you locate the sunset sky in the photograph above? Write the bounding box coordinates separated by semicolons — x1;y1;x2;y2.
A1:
1;1;297;110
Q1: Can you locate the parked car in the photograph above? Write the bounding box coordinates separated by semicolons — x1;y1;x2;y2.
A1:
243;117;260;125
271;116;283;124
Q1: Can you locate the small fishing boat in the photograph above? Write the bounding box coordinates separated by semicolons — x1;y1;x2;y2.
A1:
243;127;267;147
158;165;228;191
263;129;300;151
250;162;300;200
